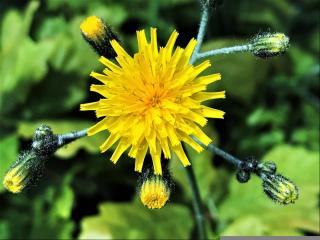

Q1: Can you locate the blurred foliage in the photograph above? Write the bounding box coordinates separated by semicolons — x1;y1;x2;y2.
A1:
0;0;319;238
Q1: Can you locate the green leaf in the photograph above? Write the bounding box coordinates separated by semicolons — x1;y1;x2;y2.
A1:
51;184;74;219
201;39;270;102
0;2;53;114
79;202;192;239
18;120;106;159
0;221;9;239
0;134;18;193
289;46;317;76
219;145;320;235
221;216;268;236
29;176;75;239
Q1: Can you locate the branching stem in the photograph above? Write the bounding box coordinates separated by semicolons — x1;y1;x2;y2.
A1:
190;1;210;64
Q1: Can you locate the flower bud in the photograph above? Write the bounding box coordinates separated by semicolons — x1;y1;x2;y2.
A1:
32;125;58;156
250;33;289;58
80;16;118;58
3;150;44;193
236;169;250;183
139;175;170;209
261;173;299;204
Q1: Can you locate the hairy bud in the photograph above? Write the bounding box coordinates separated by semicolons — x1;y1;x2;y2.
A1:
236;169;251;183
3;150;44;193
261;173;299;204
32;125;58;156
80;16;118;58
138;163;172;209
139;175;170;209
250;32;289;58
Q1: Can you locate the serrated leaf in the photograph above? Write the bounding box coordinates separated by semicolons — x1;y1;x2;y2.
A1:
79;202;192;239
219;145;320;235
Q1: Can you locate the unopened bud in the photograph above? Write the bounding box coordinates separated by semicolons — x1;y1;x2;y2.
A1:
80;16;118;58
261;173;299;204
236;169;251;183
3;150;44;193
250;33;289;58
32;125;58;156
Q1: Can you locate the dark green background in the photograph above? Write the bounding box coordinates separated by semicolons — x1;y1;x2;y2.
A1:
0;0;319;238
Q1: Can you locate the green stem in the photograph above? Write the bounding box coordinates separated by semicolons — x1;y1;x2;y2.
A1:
191;136;242;168
185;165;207;240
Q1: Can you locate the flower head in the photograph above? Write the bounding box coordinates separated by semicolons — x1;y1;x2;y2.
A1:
81;28;225;174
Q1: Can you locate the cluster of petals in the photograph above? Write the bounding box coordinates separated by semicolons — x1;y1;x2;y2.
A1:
81;28;225;175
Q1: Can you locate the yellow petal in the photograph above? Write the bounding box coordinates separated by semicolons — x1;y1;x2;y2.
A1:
196;73;221;85
197;106;225;119
150;142;162;175
150;28;158;56
172;143;190;167
99;56;122;74
134;142;148;172
165;30;179;60
192;91;226;102
80;101;99;111
136;30;148;51
110;39;132;59
110;138;131;163
100;133;120;152
87;118;109;136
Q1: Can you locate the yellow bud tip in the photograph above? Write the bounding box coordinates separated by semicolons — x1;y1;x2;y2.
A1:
80;16;105;39
3;167;26;194
140;177;170;209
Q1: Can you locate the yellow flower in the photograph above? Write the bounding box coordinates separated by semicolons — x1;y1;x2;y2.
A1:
81;28;225;175
140;175;170;209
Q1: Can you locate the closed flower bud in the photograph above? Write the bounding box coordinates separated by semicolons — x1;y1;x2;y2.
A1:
139;175;170;209
32;125;58;156
250;33;289;58
80;16;118;58
261;173;299;204
3;150;44;194
236;169;251;183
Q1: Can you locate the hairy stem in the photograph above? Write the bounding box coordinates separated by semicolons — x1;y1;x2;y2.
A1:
197;44;252;59
191;136;242;167
57;128;88;147
185;165;207;240
190;1;210;64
